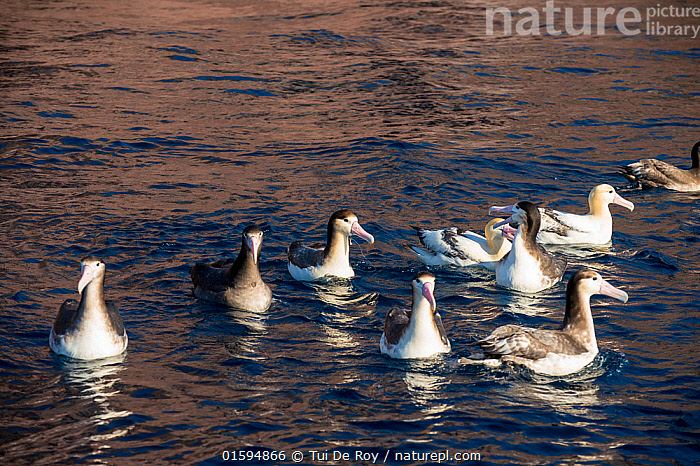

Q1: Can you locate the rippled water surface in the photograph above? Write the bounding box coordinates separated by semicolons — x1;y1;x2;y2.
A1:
1;0;699;464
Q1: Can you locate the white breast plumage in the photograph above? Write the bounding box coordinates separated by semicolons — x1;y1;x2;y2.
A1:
536;184;634;245
461;269;629;376
287;210;374;282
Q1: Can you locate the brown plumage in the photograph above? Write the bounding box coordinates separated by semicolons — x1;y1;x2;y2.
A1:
468;269;629;376
618;141;700;191
287;210;374;281
191;224;272;311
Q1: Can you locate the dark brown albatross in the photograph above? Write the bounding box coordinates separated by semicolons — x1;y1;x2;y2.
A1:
191;224;272;312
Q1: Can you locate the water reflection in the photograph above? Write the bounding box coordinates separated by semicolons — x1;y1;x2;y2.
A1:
306;277;379;311
302;277;379;349
510;381;600;417
320;323;361;349
59;354;133;444
497;292;554;317
546;243;611;260
227;307;268;334
402;361;453;416
221;308;269;360
505;354;619;417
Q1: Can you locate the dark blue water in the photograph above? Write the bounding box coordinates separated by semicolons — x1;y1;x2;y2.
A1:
1;1;699;464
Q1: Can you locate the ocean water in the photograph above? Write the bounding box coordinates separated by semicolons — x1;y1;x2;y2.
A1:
1;0;699;464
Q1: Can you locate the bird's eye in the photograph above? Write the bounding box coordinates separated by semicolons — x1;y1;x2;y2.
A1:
592;276;598;281
343;218;349;223
609;190;613;194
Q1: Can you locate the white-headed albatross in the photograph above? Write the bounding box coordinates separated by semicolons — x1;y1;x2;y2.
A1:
409;218;512;271
535;184;634;245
